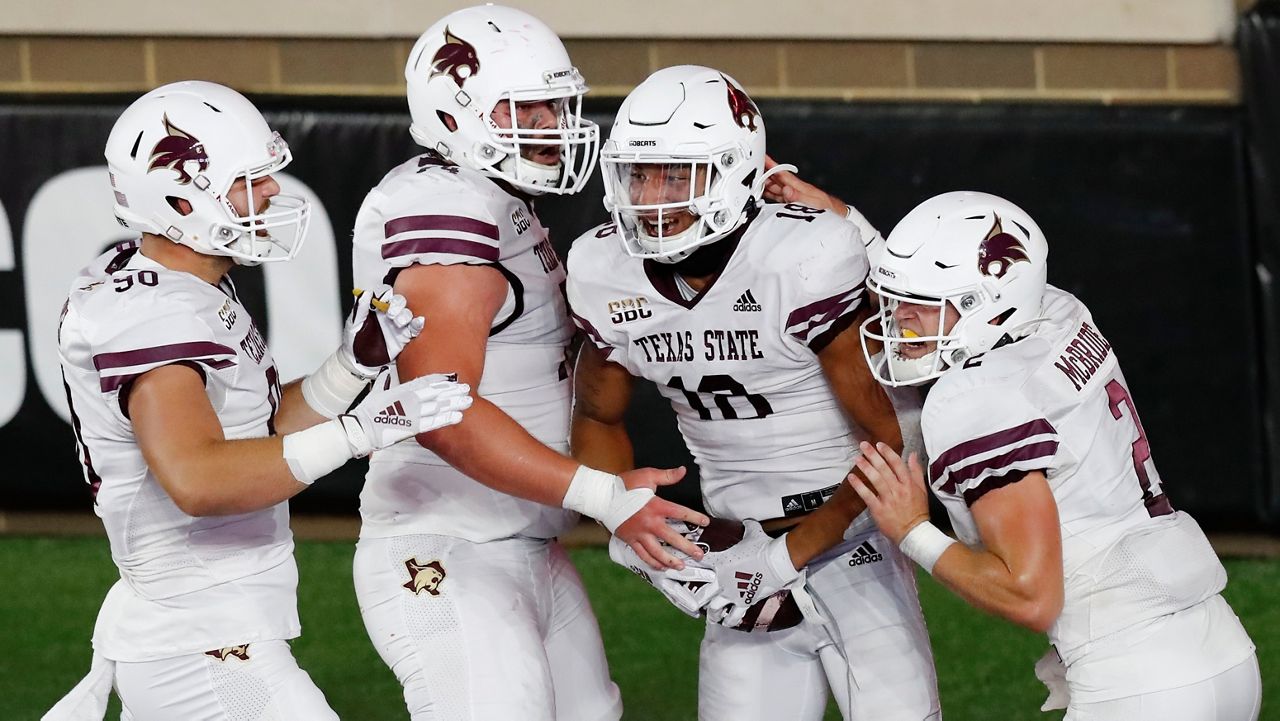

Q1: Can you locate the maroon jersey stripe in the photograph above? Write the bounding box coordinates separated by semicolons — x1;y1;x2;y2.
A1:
93;341;236;372
939;440;1060;495
100;358;234;393
929;418;1056;482
785;283;866;343
382;237;500;263
384;214;500;240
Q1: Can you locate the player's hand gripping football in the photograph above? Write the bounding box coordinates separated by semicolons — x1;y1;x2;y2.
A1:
697;519;803;628
614;466;711;571
339;284;426;379
336;374;472;457
847;440;932;545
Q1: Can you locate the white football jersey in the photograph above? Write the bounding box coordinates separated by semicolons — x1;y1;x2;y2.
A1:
352;154;577;541
923;285;1253;700
568;204;885;524
58;242;299;662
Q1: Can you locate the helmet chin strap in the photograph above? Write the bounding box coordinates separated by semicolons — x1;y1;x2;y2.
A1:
497;152;563;193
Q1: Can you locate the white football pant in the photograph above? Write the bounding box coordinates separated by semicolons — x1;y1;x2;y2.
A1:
1066;653;1260;721
354;534;623;721
114;640;337;721
698;528;941;721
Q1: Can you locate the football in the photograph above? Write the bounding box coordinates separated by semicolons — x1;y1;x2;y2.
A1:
674;518;805;633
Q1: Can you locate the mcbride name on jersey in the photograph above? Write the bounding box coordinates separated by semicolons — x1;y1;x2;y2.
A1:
58;242;298;662
351;152;577;541
922;285;1254;702
568;204;875;523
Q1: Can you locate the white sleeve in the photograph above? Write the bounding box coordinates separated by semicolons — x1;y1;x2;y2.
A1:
782;214;870;353
922;385;1060;507
375;187;503;268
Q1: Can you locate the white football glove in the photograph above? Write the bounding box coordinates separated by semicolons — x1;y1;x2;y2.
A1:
337;373;471;457
301;285;426;418
608;531;721;617
699;520;802;629
340;285;424;379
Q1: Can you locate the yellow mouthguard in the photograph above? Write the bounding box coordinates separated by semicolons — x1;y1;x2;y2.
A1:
902;329;921;339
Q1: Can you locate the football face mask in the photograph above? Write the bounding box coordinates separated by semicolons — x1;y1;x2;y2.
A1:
603;158;725;262
861;283;965;387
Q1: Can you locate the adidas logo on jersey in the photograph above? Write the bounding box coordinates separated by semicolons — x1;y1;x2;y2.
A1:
732;289;762;312
735;570;763;604
847;540;883;567
374;400;413;427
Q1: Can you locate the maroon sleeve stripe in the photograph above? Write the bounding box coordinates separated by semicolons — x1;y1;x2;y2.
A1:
382;237;500;263
93;341;236;372
384;215;500;240
929;418;1056;480
785;281;866;331
962;469;1029;506
785;283;866;345
939;440;1058;495
569;310;615;357
100;358;234;393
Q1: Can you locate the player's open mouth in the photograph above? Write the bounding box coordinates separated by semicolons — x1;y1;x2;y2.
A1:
528;144;561;165
641;215;685;236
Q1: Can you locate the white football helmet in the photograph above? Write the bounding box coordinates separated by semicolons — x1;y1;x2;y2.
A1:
104;81;310;266
860;191;1048;386
405;5;599;195
601;65;779;264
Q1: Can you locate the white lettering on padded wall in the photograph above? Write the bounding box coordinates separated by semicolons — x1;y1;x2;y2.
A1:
19;167;340;424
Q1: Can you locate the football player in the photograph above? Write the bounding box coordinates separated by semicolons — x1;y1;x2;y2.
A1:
567;65;940;721
348;6;709;720
850;191;1260;720
47;81;471;721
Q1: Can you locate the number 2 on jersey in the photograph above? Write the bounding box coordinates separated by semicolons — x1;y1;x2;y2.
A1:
1105;378;1173;517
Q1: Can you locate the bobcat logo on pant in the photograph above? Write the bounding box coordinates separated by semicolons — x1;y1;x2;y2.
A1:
403;558;447;596
205;645;250;662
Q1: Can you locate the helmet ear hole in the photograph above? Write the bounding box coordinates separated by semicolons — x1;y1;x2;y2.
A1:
165;196;193;216
989;307;1017;326
437;110;458;132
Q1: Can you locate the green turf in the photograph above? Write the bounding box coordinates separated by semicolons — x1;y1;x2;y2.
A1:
2;537;1274;720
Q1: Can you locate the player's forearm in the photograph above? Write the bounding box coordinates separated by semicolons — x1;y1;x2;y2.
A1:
272;379;330;435
785;481;866;568
418;396;580;506
569;414;635;474
158;436;309;516
930;543;1062;633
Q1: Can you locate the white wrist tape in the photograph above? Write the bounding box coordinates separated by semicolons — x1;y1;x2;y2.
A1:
282;420;356;485
561;466;654;534
899;521;957;574
301;352;372;418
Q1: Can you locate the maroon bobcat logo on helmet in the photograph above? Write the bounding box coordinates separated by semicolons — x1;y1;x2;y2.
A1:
977;214;1031;280
723;75;759;132
431;28;480;86
147;114;209;185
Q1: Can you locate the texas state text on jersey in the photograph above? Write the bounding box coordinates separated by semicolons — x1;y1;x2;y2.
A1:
568;203;875;522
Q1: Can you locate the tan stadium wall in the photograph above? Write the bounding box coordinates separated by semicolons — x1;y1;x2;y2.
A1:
0;0;1254;103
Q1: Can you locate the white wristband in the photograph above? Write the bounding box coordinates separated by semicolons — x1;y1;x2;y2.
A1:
898;522;957;574
282;420;356;485
561;466;654;534
301;352;372;418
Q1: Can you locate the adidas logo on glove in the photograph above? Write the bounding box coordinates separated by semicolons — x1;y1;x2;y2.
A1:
735;570;764;604
373;401;413;427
